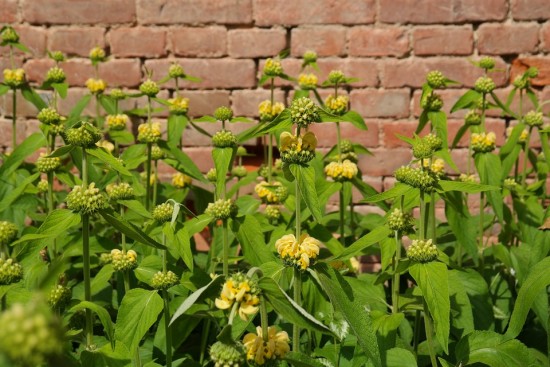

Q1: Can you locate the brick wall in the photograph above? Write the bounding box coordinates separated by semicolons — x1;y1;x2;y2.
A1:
1;0;550;203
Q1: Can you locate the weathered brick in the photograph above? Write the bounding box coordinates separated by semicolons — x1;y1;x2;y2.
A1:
183;90;231;118
309;119;379;148
137;0;252;25
231;89;286;117
170;27;227;58
477;23;539;55
357;148;411;176
109;27;167;58
489;87;537;118
512;0;550;20
511;57;550;87
345;59;379;88
1;89;47;118
413;26;473;56
291;26;347;57
49;27;105;57
411;88;471;118
0;0;18;23
350;89;410;118
23;0;135;24
348;27;409;57
229;28;286;58
0;117;31;150
542;87;550;114
145;59;256;89
453;0;508;22
254;0;375;26
379;0;453;24
0;26;47;57
541;22;550;53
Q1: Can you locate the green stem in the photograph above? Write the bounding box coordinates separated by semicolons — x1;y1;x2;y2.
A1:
521;126;533;187
430;191;436;244
339;188;345;246
146;143;152;211
413;311;421;353
423;300;438;367
47;171;56;257
336;121;342;160
293;267;302;352
153;160;158;207
222;220;229;277
267;133;273;182
419;190;426;240
392;230;401;314
162;289;173;367
479;192;485;259
350;201;356;241
83;214;93;349
12;88;16;150
260;296;269;342
123;270;130;293
120;206;127;252
199;319;211;365
95;95;101;128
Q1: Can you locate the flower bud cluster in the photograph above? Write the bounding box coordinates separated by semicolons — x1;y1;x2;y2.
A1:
37;179;49;193
474;76;495;94
324;159;358;181
298;73;318;90
325;95;349;115
215;273;260;321
137;122;161;143
387;208;414;233
214;106;234;122
168;96;190;115
106;182;134;201
48;285;71;310
151;270;179;290
465;110;482;125
263;58;283;77
66;182;106;214
153;202;174;223
328;70;345;84
258;100;285;122
243;326;290;366
172;172;192;189
45;66;66;84
289;97;320;128
394;166;437;192
255;181;288;204
303;51;317;64
232;165;247;178
168;64;185;79
458;173;477;183
279;131;317;165
85;78;107;94
275;234;321;270
110;88;126;100
0;221;18;246
0;258;23;285
36;154;61;173
205;199;238;220
37;107;62;125
3;68;25;88
265;205;281;221
206;168;217;182
524;110;543;127
210;341;245;367
420;93;443;111
89;47;106;62
212;130;237;148
426;70;446;89
151;145;165;160
65;123;102;147
471;132;496;153
503;178;518;191
423;158;445;176
111;249;138;272
478;56;496;71
106;114;129;131
139;79;160;97
1;26;19;43
407;239;438;263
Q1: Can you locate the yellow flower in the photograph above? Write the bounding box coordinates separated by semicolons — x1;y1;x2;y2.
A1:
96;139;114;153
263;58;283;77
422;158;445;175
275;234;320;270
168;96;190;115
137;122;162;143
243;326;290;365
298;73;318;90
325;159;358;181
215;274;260;321
89;46;106;62
471;132;496;153
3;68;25;88
106;114;129;131
85;78;107;94
258;100;285;122
255;181;283;203
279;131;317;165
172;172;192;189
325;95;349;115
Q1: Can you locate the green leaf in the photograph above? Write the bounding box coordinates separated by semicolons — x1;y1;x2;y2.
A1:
212;147;235;198
118;199;152;219
475;153;504;222
98;208;165;249
170;275;225;325
109;130;135;145
331;226;391;261
167;114;188;146
134;255;162;285
362;183;413;203
70;301;115;349
91;264;114;296
314;264;382;367
450;90;481;113
67;94;92;126
81;343;131;367
456;331;535;367
0;84;9;95
437;180;499;193
283;352;327;367
448;270;475;338
451;124;469;149
0;133;46;177
386;348;418;367
185;213;213;236
409;262;450;353
115;289;164;353
289;164;322;222
240;109;292;141
13;42;30;53
48;144;75;158
490;91;518;119
0;172;40;213
52;82;68;99
158;140;205;182
258;277;332;334
165;225;193;271
193;115;218;123
231;215;278;266
20;84;47;110
86;147;132;177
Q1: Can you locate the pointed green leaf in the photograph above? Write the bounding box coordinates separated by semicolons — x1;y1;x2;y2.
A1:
170;275;225;325
231;215;278;266
331;226;391;261
212;147;235;198
98;208;165;249
157;140;205;182
0;172;40;213
363;183;413;203
0;133;46;177
437;180;499;194
118;199;152;219
86;147;132;176
70;301;115;349
450;90;481;113
289;164;322;222
52;82;68;99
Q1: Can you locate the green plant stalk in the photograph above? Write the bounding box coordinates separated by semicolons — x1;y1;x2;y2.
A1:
95;95;101;128
199;319;211;365
339;189;345;246
430;191;436;244
293;267;302;352
392;230;401;314
12;87;16;151
162;289;172;367
413;309;421;353
153;160;159;207
479;192;485;257
145;143;152;211
349;201;356;240
419;190;426;240
222;219;229;277
81;148;94;349
47;171;56;257
267;78;275;182
260;295;269;342
521;126;533;187
423;300;438;367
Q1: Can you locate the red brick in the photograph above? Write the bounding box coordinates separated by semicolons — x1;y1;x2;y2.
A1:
254;0;375;26
489;87;537;118
145;59;256;89
357;148;412;176
291;26;347;57
109;27;167;58
182;90;230;118
542;87;550;115
512;0;550;20
379;0;453;24
229;28;287;58
477;23;539;55
349;27;409;57
380;57;508;89
23;0;135;24
170;27;227;58
382;120;418;148
345;59;379;88
413;26;473;56
542;22;550;52
453;0;508;22
137;0;252;25
411;88;471;118
0;117;32;150
0;0;18;23
1;89;46;118
0;26;47;57
309;119;379;148
350;89;410;119
100;59;143;88
231;89;286;117
49;27;105;57
511;57;550;87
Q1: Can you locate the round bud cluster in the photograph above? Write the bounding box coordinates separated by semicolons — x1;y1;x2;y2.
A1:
478;56;496;71
168;96;190;115
507;126;529;144
329;151;359;164
1;26;19;43
303;50;317;64
265;205;281;221
49;51;65;63
151;145;165;161
111;249;138;272
424;133;443;152
212;130;237;148
137;122;162;143
0;221;18;246
168;64;185;79
289;97;321;128
513;76;529;90
279;131;317;165
255;181;287;204
524;110;543;127
407;239;438;263
37;107;62;125
474;76;495;94
139;79;160;97
210;341;245;367
0;258;23;285
471;132;496;153
151;270;179;290
426;70;446;89
49;123;65;136
298;73;318;90
412;139;434;159
232;165;248;178
106;182;134;201
3;68;26;88
465;110;482;125
325;95;349;116
340;139;353;153
526;67;539;78
236;146;248;156
0;301;65;367
426;158;445;176
421;93;444;112
172;172;192;189
503;178;518;191
99;252;112;265
110;88;126;100
276;234;321;271
214;106;234;122
475;98;489;111
37;179;49;193
106;114;129;131
89;46;106;62
328;70;345;84
394;166;437;192
36;154;61;173
458;173;477;183
324;159;359;181
65;123;102;147
48;285;71;310
387;208;414;233
263;58;283;77
66;182;106;214
206;168;217;182
205;199;238;220
85;78;107;94
153;202;174;223
45;66;66;84
258;100;285;122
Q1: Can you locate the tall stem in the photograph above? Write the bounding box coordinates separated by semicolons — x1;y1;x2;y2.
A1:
339;189;345;246
153;160;158;207
292;267;302;352
419;191;426;240
81;148;93;348
222;220;229;277
392;230;401;314
260;296;269;342
267;134;273;182
430;191;436;244
12;88;16;150
521;126;533;187
423;300;438;367
146;143;152;211
162;289;172;367
479;192;485;255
